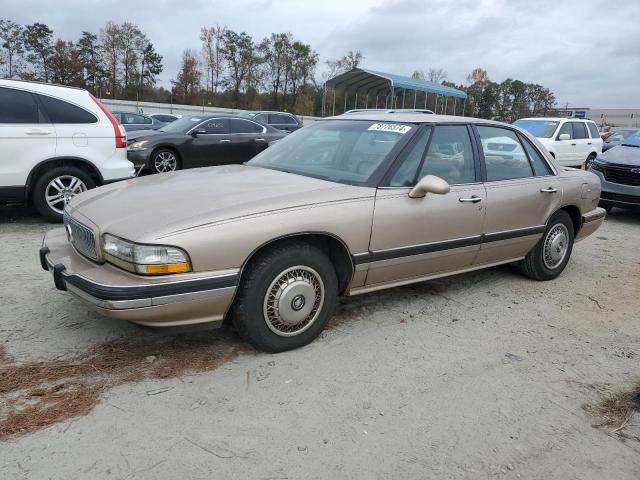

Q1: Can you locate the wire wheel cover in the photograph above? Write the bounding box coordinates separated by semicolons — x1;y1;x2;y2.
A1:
263;266;325;337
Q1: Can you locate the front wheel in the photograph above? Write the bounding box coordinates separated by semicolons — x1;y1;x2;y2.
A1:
231;241;338;352
32;166;95;222
150;148;180;174
518;210;575;281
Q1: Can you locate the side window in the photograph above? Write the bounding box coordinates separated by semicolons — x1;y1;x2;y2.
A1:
144;116;152;125
388;129;432;187
201;118;229;134
37;94;97;124
269;113;288;124
586;122;600;139
418;125;475;184
520;135;553;176
254;114;268;123
557;122;573;139
477;126;533;181
230;119;263;134
572;122;588;139
283;115;297;125
0;87;41;123
111;112;121;122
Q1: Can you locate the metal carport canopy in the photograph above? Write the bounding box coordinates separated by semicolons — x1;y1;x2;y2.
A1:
325;68;467;99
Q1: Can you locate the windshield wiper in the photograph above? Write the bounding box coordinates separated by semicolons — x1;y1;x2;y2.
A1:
621;143;640;147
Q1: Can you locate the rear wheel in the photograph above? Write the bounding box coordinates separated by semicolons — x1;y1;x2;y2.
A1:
32;166;94;222
231;241;338;352
150;148;180;174
518;210;574;281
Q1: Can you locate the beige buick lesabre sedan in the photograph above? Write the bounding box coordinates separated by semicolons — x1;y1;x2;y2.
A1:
41;113;606;352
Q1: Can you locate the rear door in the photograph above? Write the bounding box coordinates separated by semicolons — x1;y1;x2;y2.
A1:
474;124;561;265
570;121;591;165
229;118;268;162
554;122;577;165
365;124;486;287
0;87;55;193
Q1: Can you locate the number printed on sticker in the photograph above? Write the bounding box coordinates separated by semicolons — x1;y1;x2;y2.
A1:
367;123;412;134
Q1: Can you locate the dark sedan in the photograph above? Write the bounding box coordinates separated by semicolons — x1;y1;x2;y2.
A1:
587;132;640;211
602;128;640;152
126;115;286;173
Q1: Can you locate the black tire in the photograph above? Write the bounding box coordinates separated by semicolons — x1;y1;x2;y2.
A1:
584;152;597;169
231;240;338;353
32;166;95;222
518;210;575;281
150;148;181;174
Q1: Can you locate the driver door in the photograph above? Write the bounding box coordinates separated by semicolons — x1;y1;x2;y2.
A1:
365;125;486;287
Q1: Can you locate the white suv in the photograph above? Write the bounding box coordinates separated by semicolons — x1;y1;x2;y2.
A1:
513;117;603;167
0;80;134;221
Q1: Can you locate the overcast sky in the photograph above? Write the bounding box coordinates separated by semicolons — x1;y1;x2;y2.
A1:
4;0;639;108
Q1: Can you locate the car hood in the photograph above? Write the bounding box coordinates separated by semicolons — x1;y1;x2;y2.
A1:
67;165;371;242
599;145;640;166
126;129;166;142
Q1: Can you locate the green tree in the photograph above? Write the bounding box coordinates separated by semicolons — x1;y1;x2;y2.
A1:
0;19;24;78
223;30;255;107
138;42;163;100
77;31;104;94
23;22;53;81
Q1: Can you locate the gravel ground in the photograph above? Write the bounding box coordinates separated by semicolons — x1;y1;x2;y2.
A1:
1;204;639;479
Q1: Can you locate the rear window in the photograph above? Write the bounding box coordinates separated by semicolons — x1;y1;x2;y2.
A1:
571;122;588;139
586;122;600;139
37;94;97;124
0;87;41;123
230;118;263;134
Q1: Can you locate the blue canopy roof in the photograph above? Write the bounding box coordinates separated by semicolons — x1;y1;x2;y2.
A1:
325;68;467;99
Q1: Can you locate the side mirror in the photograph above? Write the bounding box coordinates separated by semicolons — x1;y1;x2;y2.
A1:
558;133;571;141
192;129;207;137
408;175;451;199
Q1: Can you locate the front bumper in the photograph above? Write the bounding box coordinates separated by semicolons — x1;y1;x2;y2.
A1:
40;228;238;327
589;167;640;210
126;150;150;168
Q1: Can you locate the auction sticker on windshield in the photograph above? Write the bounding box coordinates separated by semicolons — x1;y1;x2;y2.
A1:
368;123;412;134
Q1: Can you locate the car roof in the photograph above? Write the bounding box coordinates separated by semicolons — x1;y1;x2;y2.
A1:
517;117;595;123
327;112;508;126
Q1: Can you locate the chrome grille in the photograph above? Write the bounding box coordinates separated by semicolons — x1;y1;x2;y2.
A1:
63;212;98;260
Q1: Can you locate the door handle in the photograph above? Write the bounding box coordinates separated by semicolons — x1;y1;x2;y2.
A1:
219;139;231;143
459;196;482;203
587;142;592;145
26;130;51;136
571;143;576;146
540;187;558;193
255;138;266;142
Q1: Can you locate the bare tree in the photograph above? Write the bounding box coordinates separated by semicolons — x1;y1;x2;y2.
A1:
427;67;447;84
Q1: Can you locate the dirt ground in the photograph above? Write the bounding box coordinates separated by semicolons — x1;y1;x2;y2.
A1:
1;204;639;479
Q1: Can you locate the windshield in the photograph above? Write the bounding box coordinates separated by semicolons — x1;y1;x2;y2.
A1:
622;132;640;147
247;120;414;185
159;116;205;133
606;129;640;143
513;119;559;138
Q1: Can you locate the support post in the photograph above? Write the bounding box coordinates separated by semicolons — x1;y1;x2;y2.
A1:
413;90;417;109
463;98;466;116
322;84;327;117
332;89;336;116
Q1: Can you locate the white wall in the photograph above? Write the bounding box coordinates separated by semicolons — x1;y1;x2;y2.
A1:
99;98;319;125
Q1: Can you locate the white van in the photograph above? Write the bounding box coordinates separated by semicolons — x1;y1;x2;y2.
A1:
513;117;603;167
0;79;135;221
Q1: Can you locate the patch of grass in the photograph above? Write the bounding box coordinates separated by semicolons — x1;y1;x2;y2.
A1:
583;382;640;434
0;331;248;440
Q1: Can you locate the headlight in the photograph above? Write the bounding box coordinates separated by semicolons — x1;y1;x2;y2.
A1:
102;234;191;275
127;140;150;151
589;158;605;171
